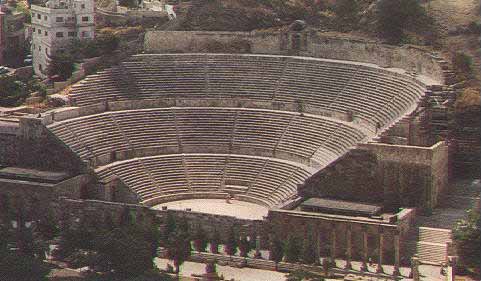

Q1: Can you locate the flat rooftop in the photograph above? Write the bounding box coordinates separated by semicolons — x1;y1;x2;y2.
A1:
0;167;70;184
300;197;382;217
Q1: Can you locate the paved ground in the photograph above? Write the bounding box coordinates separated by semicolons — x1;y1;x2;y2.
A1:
155;258;288;281
152;199;269;220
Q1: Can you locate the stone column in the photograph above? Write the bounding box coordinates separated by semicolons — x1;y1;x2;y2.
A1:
446;256;457;281
345;225;352;270
411;256;420;281
361;227;368;272
330;225;337;267
393;232;401;276
316;231;321;265
377;228;384;273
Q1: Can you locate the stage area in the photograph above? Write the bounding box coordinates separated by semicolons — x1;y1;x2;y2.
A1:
152;199;269;220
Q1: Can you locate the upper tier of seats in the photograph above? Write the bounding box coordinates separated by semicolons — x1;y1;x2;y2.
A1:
47;107;366;168
95;154;314;207
69;54;427;128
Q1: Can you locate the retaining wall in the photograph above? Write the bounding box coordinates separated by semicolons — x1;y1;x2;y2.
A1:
144;30;445;84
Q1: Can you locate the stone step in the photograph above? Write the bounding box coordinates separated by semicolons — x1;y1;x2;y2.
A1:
416;241;447;264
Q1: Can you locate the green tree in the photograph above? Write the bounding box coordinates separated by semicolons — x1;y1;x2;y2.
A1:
36;210;59;241
164;213;177;238
453;208;481;273
224;228;238;256
270;236;284;264
47;52;75;80
193;227;208;252
118;0;138;8
0;252;50;281
0;76;28;107
284;235;301;263
94;227;155;277
166;222;192;274
301;232;317;264
238;236;251;257
334;0;359;31
210;229;221;254
376;0;431;44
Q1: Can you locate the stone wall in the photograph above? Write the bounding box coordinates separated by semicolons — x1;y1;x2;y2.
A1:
267;209;400;264
300;141;448;211
361;142;448;210
0;129;19;167
144;31;282;54
307;34;444;83
144;30;445;84
299;149;383;204
16;117;85;173
0;174;91;220
57;197;265;244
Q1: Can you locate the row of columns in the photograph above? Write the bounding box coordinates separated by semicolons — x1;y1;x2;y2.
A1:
311;224;401;275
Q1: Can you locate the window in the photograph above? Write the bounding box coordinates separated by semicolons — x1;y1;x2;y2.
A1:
44;31;48;36
82;16;89;22
56;17;64;22
67;31;76;37
44;15;47;20
56;32;64;38
37;14;41;19
81;4;85;8
31;13;35;18
81;31;89;38
38;45;41;51
39;64;42;71
32;27;35;32
37;29;41;34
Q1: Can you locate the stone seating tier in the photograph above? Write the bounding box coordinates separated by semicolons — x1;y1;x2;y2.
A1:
68;54;428;129
95;154;313;207
47;107;366;169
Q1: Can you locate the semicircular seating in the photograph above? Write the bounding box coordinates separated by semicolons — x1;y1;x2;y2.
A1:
47;107;366;168
95;154;314;207
69;54;428;128
50;53;430;207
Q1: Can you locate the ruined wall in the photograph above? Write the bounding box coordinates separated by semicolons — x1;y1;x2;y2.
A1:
359;142;448;210
16;117;85;174
0;174;91;220
267;209;399;263
57;197;265;244
300;142;448;211
307;34;445;83
299;149;383;203
144;31;445;84
144;31;282;54
0;131;19;167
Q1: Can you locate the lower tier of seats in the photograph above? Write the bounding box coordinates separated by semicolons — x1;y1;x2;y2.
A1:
95;153;315;208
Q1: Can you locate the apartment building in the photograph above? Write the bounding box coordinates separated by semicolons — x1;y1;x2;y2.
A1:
31;0;94;77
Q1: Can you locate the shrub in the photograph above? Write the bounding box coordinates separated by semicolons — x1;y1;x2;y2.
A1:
453;208;481;274
452;52;473;81
376;0;432;44
47;53;75;80
333;0;359;31
467;21;481;34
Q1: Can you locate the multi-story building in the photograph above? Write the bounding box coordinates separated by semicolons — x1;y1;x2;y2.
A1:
31;0;95;77
0;3;26;66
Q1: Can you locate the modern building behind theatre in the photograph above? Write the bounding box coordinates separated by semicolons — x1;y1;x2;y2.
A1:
30;0;95;77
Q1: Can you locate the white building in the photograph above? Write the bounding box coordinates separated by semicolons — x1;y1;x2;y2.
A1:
31;0;95;78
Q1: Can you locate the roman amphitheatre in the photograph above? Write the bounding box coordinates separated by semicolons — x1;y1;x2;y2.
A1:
0;5;479;280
